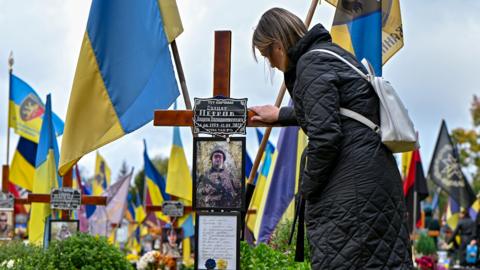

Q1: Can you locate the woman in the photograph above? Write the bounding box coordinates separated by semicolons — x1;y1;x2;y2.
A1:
251;8;412;269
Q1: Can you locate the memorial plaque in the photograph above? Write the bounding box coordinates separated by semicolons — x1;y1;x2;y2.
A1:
51;188;81;210
161;201;184;217
195;212;240;270
193;98;247;136
0;192;14;209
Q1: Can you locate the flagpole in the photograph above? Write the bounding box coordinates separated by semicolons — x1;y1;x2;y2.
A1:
413;190;418;234
6;52;13;165
170;40;196;137
2;52;14;192
246;0;319;206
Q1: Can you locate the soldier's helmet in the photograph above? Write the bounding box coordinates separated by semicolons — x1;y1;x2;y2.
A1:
210;146;226;161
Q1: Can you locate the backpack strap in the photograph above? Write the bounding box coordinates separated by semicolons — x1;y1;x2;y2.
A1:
339;108;381;134
307;49;370;81
306;49;380;134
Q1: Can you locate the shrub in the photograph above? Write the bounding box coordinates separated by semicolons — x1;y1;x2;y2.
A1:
0;240;43;269
240;242;310;270
415;233;437;256
38;233;134;270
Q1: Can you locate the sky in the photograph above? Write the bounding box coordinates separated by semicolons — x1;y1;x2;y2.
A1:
0;1;479;182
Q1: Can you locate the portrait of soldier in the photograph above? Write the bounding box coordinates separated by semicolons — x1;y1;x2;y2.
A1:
55;223;73;241
0;211;14;239
161;228;182;258
196;145;242;209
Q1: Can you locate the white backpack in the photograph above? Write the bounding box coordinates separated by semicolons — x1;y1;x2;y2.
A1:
308;49;419;153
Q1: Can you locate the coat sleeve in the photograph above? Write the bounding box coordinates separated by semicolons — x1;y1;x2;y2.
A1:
295;54;343;200
277;106;298;126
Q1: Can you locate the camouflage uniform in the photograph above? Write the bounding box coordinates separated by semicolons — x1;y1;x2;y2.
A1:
197;167;241;208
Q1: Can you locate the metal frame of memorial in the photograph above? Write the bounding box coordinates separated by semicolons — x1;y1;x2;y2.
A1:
192;137;245;212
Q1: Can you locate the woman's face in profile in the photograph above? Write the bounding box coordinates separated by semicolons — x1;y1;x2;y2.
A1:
260;42;288;72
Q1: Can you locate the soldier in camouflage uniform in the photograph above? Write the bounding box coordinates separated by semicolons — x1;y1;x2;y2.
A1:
197;147;241;208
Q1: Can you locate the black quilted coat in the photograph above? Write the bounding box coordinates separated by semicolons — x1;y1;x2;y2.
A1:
277;24;413;269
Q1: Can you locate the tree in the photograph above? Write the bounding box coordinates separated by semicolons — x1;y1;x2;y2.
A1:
452;95;480;193
117;160;130;181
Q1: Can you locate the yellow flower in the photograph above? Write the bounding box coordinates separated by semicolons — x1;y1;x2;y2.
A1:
217;259;228;269
126;253;139;261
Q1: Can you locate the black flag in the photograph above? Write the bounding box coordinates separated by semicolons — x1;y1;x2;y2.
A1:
427;120;475;208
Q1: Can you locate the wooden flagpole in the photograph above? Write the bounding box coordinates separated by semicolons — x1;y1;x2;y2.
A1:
2;52;14;192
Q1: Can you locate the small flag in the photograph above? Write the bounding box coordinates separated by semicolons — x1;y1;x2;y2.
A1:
9;137;37;191
9;74;64;142
166;121;192;203
144;140;170;222
427;120;475;208
403;149;429;232
28;94;62;245
92;152;111;195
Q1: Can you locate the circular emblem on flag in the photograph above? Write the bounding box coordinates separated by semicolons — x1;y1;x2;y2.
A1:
20;94;45;121
433;144;465;188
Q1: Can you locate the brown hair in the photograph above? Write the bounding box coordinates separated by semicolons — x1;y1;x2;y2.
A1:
252;8;307;61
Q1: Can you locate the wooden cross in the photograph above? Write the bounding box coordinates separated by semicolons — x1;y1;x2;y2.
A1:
147;31;259;217
2;165;107;219
154;31;261;128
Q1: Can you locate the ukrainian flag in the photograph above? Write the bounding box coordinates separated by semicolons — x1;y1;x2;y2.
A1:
327;0;404;75
180;214;194;266
9;137;37;191
9;74;64;142
59;0;183;175
166;122;192;203
144;140;170;222
126;193;142;254
134;191;146;224
256;125;308;243
92;152;111;195
247;128;277;240
28;94;62;245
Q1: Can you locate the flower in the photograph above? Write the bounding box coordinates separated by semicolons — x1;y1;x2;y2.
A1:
137;251;176;270
6;259;15;269
415;256;435;270
205;258;216;270
217;259;227;269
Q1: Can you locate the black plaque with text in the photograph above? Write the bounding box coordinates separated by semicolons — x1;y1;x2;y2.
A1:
193;98;247;136
51;188;81;210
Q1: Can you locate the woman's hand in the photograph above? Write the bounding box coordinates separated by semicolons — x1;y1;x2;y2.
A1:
250;105;279;123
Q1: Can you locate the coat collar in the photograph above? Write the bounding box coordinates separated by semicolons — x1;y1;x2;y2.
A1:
284;24;332;91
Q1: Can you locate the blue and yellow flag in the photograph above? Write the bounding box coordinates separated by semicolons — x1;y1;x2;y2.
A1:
166;121;192;203
28;94;62;245
59;0;182;175
9;74;64;142
327;0;404;75
144;140;170;222
256;125;307;243
247;128;277;239
92;152;111;195
134;191;146;224
9;137;37;190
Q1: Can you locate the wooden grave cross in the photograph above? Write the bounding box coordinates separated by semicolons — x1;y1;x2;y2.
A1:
2;165;107;219
147;31;259;220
